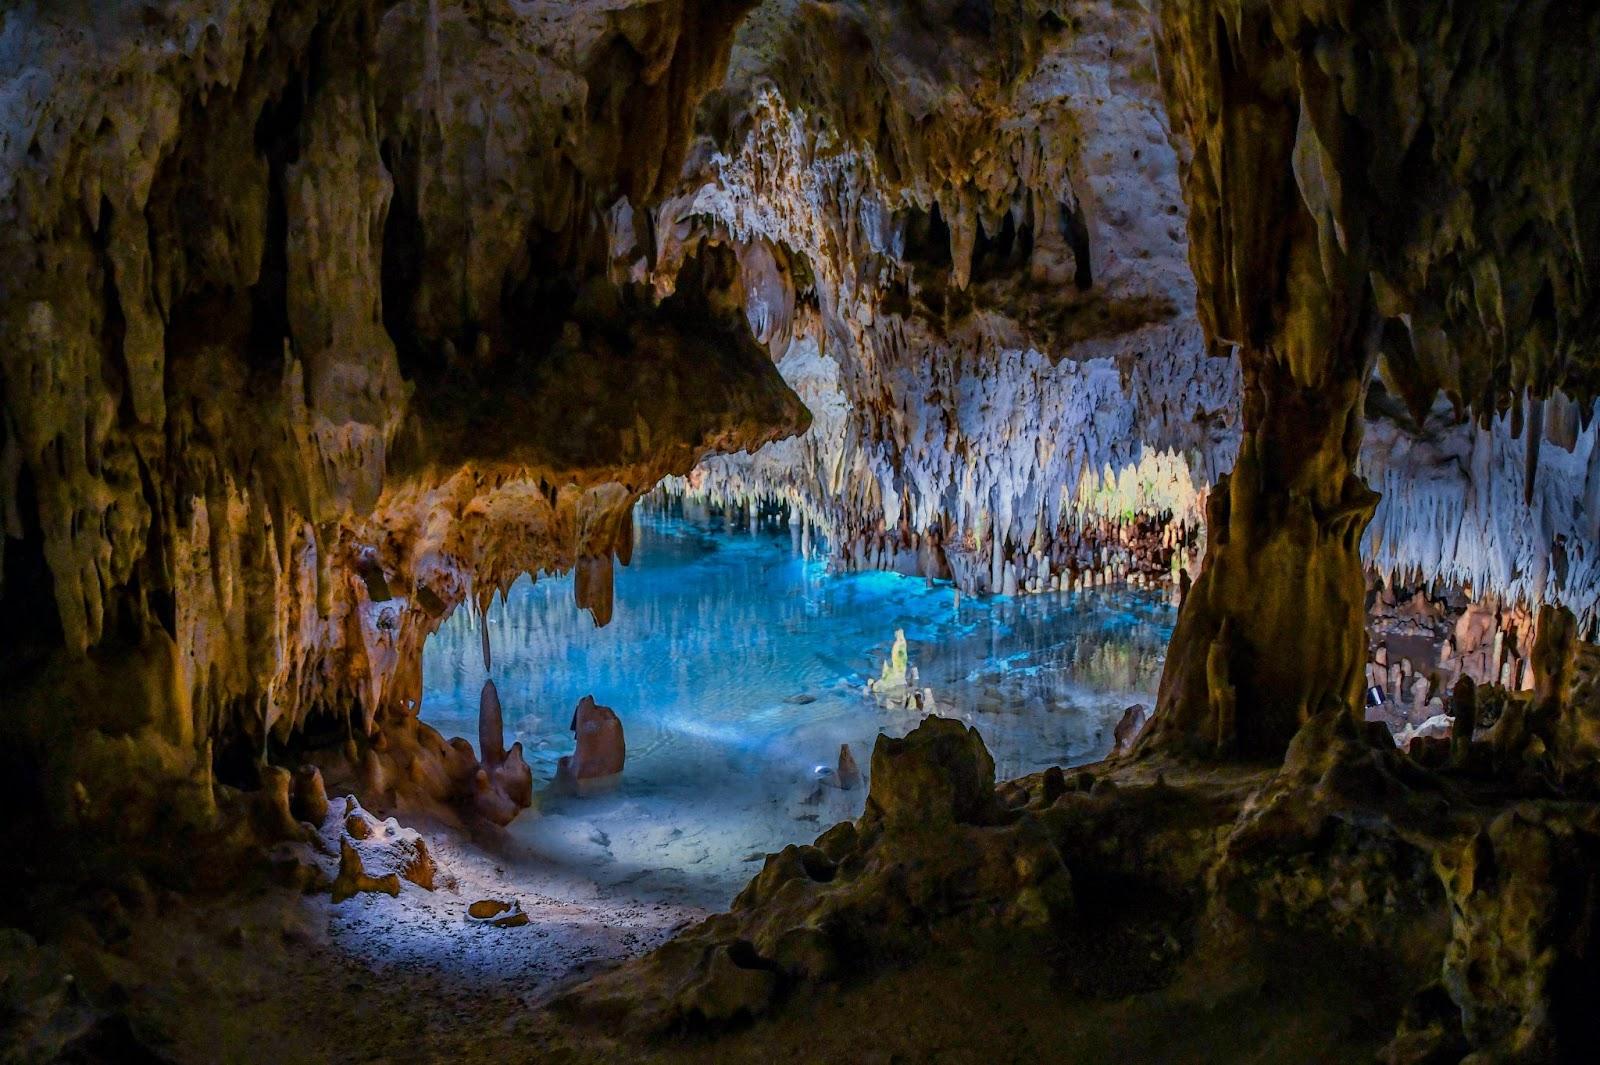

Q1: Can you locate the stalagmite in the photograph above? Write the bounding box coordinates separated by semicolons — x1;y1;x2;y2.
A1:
467;679;532;824
1113;704;1148;754
868;630;911;701
836;745;861;791
554;696;627;797
478;680;506;767
291;766;330;825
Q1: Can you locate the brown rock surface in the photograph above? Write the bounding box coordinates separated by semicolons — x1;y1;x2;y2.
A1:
0;0;806;886
557;717;1074;1032
554;695;628;797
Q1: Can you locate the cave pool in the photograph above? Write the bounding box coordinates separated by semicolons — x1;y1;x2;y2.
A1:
419;505;1175;911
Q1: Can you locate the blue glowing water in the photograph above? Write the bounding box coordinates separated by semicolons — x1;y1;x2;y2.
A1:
420;507;1174;909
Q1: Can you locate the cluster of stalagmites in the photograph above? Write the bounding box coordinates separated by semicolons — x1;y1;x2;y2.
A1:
219;758;439;902
1364;577;1545;751
244;681;533;891
977;510;1200;599
832;508;1201;600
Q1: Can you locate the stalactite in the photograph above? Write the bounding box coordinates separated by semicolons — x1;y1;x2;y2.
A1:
0;0;807;859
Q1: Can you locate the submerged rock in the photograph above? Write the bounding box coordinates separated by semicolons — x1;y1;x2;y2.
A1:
554;696;627;797
836;744;861;791
1113;703;1149;753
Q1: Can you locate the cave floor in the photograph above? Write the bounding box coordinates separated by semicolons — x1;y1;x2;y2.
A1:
94;818;703;1063
524;928;1410;1065
82;851;1412;1065
86;761;1420;1065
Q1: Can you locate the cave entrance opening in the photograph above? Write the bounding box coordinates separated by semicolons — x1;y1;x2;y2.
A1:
417;502;1176;911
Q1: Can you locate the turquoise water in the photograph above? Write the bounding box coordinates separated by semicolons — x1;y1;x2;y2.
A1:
420;507;1174;909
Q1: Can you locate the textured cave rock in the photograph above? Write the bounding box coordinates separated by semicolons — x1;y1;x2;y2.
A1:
548;641;1600;1060
0;0;806;889
626;0;1600;635
631;0;1243;586
1141;0;1600;760
0;1;1597;1059
554;716;1076;1033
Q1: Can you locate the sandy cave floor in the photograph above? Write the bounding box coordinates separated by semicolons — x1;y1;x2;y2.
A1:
99;815;706;1063
86;757;1424;1065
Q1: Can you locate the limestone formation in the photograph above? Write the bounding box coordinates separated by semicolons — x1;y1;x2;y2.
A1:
331;839;402;904
1112;703;1148;754
5;1;1600;1062
470;679;532;823
557;717;1074;1032
835;744;860;792
313;795;436;902
0;0;807;877
291;765;331;826
467;899;529;929
554;695;628;797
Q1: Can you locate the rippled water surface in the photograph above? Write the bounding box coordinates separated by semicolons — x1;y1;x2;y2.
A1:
420;508;1174;909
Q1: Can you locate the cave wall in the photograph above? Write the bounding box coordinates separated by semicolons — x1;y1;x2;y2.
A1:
0;0;806;878
1145;0;1600;756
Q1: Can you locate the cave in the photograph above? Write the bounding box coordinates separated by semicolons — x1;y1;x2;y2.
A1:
4;2;1600;1063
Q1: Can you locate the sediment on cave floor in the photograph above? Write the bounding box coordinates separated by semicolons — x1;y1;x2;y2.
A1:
4;2;1600;1063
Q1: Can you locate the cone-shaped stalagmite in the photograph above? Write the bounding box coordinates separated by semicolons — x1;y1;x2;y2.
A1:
837;744;861;790
470;679;532;824
479;679;506;767
555;695;627;796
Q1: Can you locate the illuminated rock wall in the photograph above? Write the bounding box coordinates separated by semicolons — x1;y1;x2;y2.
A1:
0;0;805;863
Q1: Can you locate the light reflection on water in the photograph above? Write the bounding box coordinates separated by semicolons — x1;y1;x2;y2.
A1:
419;508;1174;908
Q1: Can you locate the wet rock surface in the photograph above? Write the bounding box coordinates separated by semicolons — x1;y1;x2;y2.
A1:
554;695;629;797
